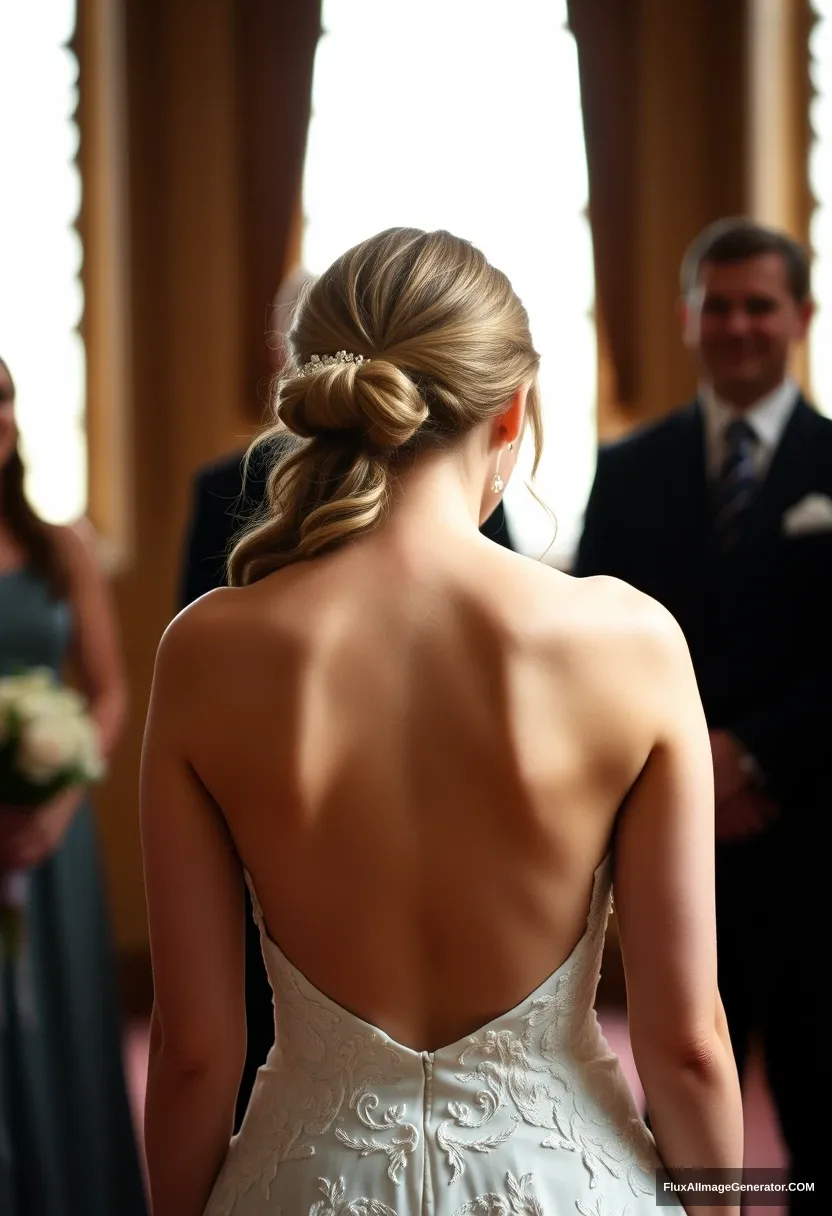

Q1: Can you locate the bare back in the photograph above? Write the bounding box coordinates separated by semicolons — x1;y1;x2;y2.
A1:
168;534;658;1052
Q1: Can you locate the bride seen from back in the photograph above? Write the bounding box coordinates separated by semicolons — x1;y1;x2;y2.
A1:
141;227;742;1216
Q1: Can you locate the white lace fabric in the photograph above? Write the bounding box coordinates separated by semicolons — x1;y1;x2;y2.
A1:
204;857;679;1215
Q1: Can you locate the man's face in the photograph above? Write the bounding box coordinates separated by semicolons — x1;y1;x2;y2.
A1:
682;253;812;407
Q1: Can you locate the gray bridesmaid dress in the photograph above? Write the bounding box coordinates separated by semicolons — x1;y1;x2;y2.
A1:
0;567;147;1215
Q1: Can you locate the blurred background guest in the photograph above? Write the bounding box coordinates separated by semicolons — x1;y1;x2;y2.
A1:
574;220;826;1212
0;357;147;1215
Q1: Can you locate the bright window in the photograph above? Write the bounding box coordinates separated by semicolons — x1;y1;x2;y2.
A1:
0;0;86;522
302;0;596;565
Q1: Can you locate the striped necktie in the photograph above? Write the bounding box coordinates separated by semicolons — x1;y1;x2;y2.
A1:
713;418;758;550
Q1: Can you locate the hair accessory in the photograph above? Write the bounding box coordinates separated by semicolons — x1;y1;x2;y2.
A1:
300;350;369;375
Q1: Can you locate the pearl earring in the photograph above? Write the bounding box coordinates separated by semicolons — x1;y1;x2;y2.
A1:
491;442;513;494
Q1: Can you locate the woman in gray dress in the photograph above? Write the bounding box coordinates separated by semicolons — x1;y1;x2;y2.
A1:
0;357;147;1215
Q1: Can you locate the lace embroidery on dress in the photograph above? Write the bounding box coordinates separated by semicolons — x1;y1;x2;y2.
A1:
207;877;419;1216
436;860;656;1197
576;1199;634;1216
310;1176;398;1215
205;858;671;1215
335;1094;420;1181
450;1171;544;1215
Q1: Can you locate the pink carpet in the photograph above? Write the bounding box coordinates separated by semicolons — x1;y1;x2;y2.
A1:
125;1009;786;1214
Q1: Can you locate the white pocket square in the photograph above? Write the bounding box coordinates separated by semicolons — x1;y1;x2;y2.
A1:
781;493;832;535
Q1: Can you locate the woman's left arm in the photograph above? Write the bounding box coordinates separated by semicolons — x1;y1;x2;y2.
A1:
141;605;246;1216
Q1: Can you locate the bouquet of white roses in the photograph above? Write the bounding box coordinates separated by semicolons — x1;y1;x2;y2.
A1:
0;668;103;803
0;667;104;957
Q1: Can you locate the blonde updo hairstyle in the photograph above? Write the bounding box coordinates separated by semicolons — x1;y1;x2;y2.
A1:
228;227;542;585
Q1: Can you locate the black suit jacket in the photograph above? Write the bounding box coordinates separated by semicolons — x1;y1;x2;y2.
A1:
574;396;832;827
180;448;515;607
179;449;268;607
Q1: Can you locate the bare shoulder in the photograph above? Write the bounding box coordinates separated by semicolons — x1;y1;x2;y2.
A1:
490;560;699;772
560;572;699;723
156;585;241;662
155;579;284;678
519;561;686;654
523;565;694;704
567;571;685;647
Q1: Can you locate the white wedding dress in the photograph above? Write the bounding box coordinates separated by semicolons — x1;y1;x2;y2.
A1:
204;856;681;1215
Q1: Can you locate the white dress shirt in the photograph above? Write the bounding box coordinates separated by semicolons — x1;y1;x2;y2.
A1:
700;376;800;483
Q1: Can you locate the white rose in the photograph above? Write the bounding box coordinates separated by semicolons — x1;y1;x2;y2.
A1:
14;689;63;722
56;688;86;715
13;668;53;690
0;682;25;715
17;714;82;784
0;690;47;749
0;669;55;702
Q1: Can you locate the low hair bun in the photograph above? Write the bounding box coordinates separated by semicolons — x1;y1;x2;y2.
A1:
277;356;428;452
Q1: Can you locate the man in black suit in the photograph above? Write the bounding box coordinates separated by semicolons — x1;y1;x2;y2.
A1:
574;219;825;1208
179;315;516;1129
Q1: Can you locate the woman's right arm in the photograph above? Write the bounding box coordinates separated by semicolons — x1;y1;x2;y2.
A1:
614;602;743;1216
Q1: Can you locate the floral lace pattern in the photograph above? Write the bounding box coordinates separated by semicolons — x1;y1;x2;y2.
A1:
334;1094;419;1182
450;1172;544;1215
576;1200;634;1216
203;860;678;1216
206;881;414;1215
310;1177;397;1215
